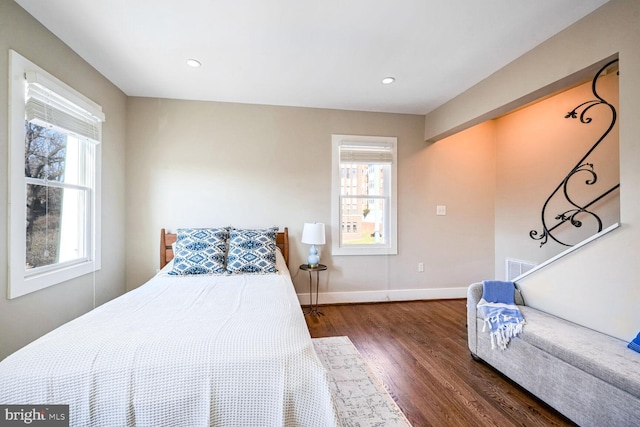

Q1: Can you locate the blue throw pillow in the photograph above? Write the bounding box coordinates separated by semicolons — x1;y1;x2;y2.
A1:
226;227;278;274
628;332;640;354
169;228;229;275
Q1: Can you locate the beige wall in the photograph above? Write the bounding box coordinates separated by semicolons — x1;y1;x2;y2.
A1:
424;0;639;341
494;72;619;277
125;98;496;302
0;1;128;359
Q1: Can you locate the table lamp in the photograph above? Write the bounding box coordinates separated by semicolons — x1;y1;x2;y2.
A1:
301;223;326;267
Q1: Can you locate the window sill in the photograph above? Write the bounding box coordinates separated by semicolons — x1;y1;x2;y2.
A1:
9;260;100;299
332;245;398;256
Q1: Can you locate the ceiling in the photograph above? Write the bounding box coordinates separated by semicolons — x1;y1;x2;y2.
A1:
15;0;609;115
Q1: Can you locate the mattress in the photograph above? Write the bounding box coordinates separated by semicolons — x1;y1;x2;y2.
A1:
0;252;340;426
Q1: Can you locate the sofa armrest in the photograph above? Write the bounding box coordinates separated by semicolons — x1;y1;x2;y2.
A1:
467;282;526;357
467;282;483;356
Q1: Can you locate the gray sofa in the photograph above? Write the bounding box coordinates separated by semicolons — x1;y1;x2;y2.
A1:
467;282;640;427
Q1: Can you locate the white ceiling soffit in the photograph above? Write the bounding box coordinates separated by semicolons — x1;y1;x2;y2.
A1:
15;0;609;115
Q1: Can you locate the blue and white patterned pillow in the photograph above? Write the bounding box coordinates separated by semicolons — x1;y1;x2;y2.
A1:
226;227;278;274
169;228;229;275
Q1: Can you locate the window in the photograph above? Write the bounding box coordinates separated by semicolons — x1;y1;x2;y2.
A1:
8;50;105;299
331;134;397;255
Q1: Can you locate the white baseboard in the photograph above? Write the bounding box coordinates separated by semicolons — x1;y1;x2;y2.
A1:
297;287;468;306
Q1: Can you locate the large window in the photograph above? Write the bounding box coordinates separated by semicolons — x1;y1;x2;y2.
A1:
331;135;397;255
8;50;104;299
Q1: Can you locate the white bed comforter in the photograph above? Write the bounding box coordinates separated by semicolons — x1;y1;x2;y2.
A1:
0;259;340;427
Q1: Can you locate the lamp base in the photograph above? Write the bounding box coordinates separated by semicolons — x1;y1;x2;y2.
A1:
307;244;320;268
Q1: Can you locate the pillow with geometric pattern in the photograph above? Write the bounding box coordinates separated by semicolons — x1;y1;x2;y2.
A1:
226;227;278;274
169;227;229;275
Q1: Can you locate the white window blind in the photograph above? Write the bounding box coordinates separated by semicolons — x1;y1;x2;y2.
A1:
339;143;393;164
25;71;105;143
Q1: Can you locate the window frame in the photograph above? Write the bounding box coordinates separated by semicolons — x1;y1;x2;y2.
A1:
331;134;398;256
8;50;104;299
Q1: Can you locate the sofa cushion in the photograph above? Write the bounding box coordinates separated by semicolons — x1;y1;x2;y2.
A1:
508;307;640;400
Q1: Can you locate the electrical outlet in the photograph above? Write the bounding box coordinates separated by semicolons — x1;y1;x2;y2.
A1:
418;262;424;272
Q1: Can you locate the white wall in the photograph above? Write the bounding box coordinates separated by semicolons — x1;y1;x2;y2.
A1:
125;98;496;302
424;0;639;341
0;1;128;360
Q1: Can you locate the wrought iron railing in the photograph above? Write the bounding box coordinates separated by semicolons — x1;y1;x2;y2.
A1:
530;59;619;248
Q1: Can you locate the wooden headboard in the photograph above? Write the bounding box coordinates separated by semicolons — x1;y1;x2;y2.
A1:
160;227;290;269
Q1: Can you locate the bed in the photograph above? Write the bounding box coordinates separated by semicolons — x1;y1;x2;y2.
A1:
0;227;340;426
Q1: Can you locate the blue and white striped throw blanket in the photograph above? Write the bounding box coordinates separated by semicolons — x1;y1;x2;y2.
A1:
477;280;525;350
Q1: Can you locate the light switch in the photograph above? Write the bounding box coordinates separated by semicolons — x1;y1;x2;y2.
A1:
436;205;446;216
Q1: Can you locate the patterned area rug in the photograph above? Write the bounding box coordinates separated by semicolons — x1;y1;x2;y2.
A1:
312;336;412;427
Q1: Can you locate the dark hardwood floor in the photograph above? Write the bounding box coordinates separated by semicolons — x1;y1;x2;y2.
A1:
305;299;577;427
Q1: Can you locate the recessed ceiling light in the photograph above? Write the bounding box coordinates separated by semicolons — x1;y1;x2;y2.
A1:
381;77;396;85
186;59;201;68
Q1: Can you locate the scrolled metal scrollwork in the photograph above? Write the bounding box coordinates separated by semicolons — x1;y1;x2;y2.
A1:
530;59;619;248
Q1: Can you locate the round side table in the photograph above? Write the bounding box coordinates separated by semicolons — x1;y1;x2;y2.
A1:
299;264;327;316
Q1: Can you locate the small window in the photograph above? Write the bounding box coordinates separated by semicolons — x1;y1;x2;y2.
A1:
331;134;398;256
8;50;105;299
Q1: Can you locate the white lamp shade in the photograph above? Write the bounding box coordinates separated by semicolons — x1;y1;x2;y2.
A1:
301;223;326;245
